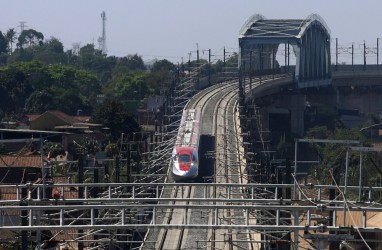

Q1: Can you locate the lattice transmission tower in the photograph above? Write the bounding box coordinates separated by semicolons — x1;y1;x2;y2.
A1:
98;11;107;54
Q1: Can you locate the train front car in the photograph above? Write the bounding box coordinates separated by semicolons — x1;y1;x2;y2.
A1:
172;109;200;181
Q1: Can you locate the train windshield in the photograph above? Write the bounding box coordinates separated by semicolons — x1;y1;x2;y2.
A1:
179;154;191;163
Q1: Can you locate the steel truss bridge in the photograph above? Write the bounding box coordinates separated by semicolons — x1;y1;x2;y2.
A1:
239;14;331;88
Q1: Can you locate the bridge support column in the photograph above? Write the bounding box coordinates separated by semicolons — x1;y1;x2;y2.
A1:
290;94;305;136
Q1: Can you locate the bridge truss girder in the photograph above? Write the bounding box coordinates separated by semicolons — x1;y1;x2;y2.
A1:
239;14;332;88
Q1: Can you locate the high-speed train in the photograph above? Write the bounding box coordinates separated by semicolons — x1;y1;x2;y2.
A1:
172;109;201;181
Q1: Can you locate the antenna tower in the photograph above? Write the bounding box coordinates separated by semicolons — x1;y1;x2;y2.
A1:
99;11;107;54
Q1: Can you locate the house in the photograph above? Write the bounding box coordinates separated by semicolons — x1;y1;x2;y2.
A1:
0;155;85;249
0;155;42;184
29;110;88;131
360;123;382;141
0;155;43;246
6;110;107;160
136;95;165;130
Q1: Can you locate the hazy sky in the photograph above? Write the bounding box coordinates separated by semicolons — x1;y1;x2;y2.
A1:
1;0;381;63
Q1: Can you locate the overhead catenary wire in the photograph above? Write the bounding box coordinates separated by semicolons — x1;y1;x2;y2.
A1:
329;169;372;250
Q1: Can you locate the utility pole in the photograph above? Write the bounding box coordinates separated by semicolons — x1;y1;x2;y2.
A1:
208;49;211;86
39;134;46;199
196;43;199;87
249;51;253;90
284;43;287;73
377;38;379;69
223;46;226;70
335;38;338;71
21;174;28;250
363;40;366;71
287;41;290;71
352;43;354;69
77;154;84;250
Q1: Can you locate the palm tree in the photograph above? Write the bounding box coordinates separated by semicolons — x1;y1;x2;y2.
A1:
6;28;17;54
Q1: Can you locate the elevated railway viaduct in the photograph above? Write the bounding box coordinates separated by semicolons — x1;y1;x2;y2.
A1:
244;68;382;137
239;14;382;137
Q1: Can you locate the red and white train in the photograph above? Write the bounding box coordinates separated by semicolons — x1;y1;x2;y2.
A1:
172;108;201;181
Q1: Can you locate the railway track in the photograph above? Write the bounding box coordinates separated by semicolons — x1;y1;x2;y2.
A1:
143;75;288;250
146;82;237;250
209;76;287;250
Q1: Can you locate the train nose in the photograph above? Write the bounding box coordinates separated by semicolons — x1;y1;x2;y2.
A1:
179;163;191;171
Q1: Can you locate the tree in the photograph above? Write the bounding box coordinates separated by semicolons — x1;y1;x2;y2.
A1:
146;70;173;95
17;29;44;48
211;59;224;73
75;138;99;156
44;37;64;53
0;144;5;154
33;37;65;64
0;31;7;54
5;28;17;54
117;54;146;71
0;84;12;116
24;90;55;113
53;88;88;115
105;143;119;157
0;63;34;113
0;61;100;116
151;59;175;72
91;99;140;141
43;141;65;159
112;72;149;101
306;126;366;186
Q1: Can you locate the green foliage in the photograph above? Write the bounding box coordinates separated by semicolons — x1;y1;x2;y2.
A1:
5;28;17;53
152;59;176;72
53;88;86;114
24;90;55;113
0;61;101;116
305;125;331;139
226;52;239;66
113;72;150;101
91;99;140;141
43;141;65;159
33;37;66;64
211;59;224;73
82;138;100;156
121;54;146;71
0;143;5;154
145;70;172;95
105;143;119;157
0;31;7;54
306;126;371;188
17;29;44;48
0;27;172;120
